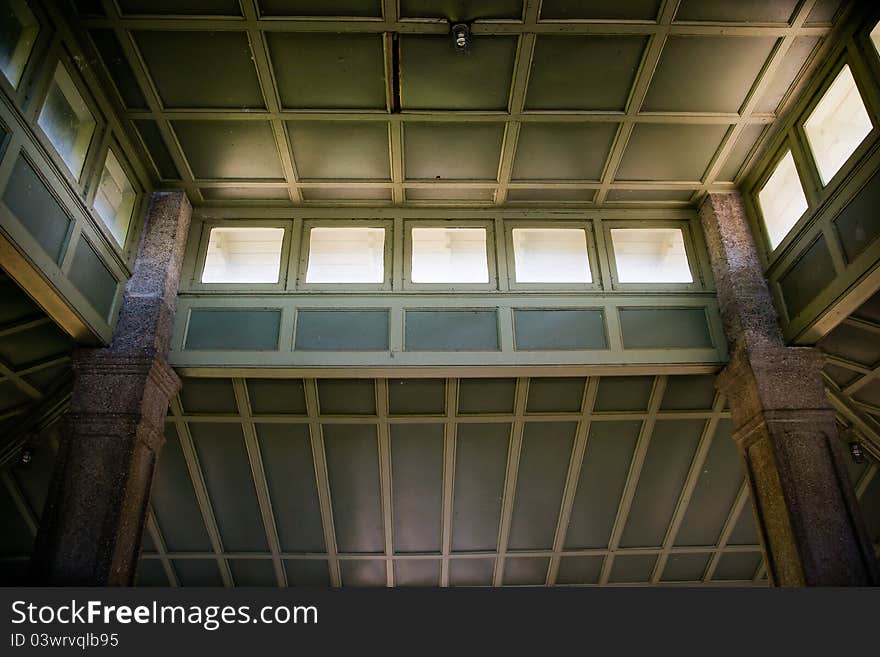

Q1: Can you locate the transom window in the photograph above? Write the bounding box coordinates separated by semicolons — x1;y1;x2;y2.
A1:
37;63;96;178
93;150;136;248
511;228;591;283
410;227;489;284
610;228;693;283
803;65;873;185
0;0;38;88
305;226;385;284
202;227;284;284
757;150;809;250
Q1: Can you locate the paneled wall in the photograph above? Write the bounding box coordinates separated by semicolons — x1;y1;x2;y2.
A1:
171;208;727;374
743;5;880;344
0;1;152;343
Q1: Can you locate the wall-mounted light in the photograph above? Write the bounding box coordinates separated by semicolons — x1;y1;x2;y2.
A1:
849;439;866;465
451;23;471;55
19;445;34;466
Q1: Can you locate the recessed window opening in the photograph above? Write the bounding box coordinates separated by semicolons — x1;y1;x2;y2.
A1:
93;150;136;247
757;150;809;250
411;227;489;284
37;63;96;178
610;228;693;283
512;228;591;283
201;227;284;284
0;0;38;88
804;65;873;185
305;226;385;283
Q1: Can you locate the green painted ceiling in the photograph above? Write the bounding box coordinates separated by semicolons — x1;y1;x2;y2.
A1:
0;270;72;441
71;0;842;206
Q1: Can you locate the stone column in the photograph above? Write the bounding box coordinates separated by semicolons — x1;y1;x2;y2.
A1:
699;192;878;586
30;192;191;585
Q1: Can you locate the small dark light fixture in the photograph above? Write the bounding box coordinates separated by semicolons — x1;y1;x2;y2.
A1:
19;445;34;466
849;439;866;464
451;23;471;54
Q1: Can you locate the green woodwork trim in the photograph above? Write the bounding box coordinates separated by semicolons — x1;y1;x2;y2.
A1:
741;3;880;343
0;0;160;343
169;292;727;374
181;208;713;295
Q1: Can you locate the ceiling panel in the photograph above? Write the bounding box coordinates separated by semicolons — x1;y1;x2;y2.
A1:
388;378;446;415
259;0;383;16
540;0;661;20
616;123;730;181
267;33;386;109
390;424;445;552
452;422;510;552
507;189;595;202
404;122;504;180
189;422;269;552
119;0;242;15
323;423;385;553
257;424;326;552
525;36;647;111
174;121;284;179
401;1;524;20
301;187;393;201
674;0;800;23
642;36;778;113
507;421;576;550
135;31;264;109
288;121;391;180
511;123;617;181
400;35;518;111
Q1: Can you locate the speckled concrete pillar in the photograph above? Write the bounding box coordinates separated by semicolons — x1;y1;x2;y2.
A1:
30;192;191;585
700;192;878;586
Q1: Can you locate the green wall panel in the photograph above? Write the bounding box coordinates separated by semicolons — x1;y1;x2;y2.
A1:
3;156;72;264
779;237;835;320
405;310;499;351
185;309;281;350
295;310;389;351
834;168;880;264
514;309;606;350
67;238;118;319
619;308;713;349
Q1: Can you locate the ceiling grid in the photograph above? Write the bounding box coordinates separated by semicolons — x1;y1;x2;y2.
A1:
70;0;843;208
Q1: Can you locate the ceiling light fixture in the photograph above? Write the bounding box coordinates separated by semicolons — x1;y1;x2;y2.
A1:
849;439;866;465
451;23;471;55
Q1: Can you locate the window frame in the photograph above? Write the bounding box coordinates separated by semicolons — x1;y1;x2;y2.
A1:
403;219;498;291
503;220;602;291
192;220;293;292
88;143;140;252
296;219;393;292
603;220;702;291
34;57;100;185
798;57;878;190
0;0;39;90
753;144;813;254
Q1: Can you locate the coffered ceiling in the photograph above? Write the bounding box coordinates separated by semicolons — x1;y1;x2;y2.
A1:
70;0;845;207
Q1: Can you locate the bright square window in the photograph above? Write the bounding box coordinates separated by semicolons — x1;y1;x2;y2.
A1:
305;226;385;283
93;150;136;247
512;228;591;283
757;150;809;249
37;63;96;178
804;65;873;185
201;227;284;284
410;227;489;284
610;228;693;283
0;0;38;88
